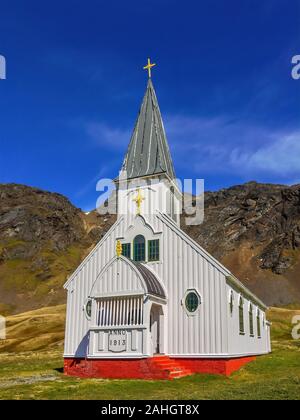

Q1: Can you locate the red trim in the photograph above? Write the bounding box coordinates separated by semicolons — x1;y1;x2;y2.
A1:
64;355;256;379
171;356;256;376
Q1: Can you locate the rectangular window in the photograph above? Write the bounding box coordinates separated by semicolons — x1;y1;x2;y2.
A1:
239;299;245;335
249;310;254;337
257;315;261;338
148;239;160;261
122;243;131;259
134;242;145;262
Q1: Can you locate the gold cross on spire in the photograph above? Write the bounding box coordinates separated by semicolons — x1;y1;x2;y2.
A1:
133;188;145;215
143;58;156;78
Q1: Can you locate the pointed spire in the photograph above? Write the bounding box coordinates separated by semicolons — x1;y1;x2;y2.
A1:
122;79;176;181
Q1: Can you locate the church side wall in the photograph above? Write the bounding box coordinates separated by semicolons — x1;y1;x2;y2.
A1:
226;284;270;356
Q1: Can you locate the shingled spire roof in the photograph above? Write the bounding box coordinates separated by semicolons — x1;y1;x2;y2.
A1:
121;79;176;180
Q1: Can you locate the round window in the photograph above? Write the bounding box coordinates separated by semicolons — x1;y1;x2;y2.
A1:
85;299;92;319
185;291;200;313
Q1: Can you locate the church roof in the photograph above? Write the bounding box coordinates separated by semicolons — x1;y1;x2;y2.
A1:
121;79;176;181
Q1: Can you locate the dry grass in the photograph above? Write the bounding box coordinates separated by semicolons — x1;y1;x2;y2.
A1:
267;307;300;341
0;305;65;353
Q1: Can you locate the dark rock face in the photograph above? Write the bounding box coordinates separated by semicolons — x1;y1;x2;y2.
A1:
0;184;86;260
183;182;300;274
182;182;300;305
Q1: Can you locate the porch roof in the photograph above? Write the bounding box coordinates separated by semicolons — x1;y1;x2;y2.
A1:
128;259;166;299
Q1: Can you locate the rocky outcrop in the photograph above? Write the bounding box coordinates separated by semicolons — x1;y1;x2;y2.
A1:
182;182;300;305
183;182;300;274
0;184;116;313
0;184;85;251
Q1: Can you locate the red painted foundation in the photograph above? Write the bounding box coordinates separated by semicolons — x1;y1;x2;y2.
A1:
175;356;256;376
64;355;256;379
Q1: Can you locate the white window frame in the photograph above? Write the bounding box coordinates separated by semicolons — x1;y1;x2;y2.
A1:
182;288;202;316
84;298;93;320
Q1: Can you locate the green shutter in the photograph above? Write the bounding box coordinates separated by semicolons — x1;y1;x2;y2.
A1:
148;239;159;261
249;306;254;336
133;236;145;262
239;298;244;334
257;312;261;338
230;292;234;315
122;243;131;258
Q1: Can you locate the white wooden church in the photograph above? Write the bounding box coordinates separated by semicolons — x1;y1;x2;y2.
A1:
64;60;271;379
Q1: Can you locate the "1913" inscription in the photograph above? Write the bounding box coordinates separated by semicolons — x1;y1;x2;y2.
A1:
108;330;127;352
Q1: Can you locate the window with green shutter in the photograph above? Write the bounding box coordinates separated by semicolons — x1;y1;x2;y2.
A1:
229;291;234;316
122;243;131;259
133;235;146;262
249;304;254;337
239;297;245;335
185;291;200;313
148;239;160;261
257;310;261;338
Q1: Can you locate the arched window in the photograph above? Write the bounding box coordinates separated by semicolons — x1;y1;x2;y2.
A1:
249;304;254;337
229;291;234;316
239;297;245;334
133;235;146;262
257;309;261;338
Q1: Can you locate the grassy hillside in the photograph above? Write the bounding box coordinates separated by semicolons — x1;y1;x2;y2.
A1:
0;306;299;400
0;305;66;353
0;246;84;315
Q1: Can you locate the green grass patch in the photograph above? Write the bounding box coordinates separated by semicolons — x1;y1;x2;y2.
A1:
0;243;86;304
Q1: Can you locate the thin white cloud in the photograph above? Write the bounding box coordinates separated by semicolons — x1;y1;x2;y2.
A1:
86;122;131;150
231;131;300;176
74;166;108;199
165;114;300;179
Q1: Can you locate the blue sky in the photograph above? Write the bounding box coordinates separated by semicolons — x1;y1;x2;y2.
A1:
0;0;299;210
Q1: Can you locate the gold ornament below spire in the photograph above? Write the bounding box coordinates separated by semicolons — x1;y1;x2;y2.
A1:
116;240;122;258
133;188;145;215
143;58;156;78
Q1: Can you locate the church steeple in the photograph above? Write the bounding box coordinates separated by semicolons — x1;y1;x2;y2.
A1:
121;78;176;181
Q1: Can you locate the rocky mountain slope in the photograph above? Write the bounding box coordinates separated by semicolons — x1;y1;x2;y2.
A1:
183;182;300;305
0;184;115;314
0;182;299;313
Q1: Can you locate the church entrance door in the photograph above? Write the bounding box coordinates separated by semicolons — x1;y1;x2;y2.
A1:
150;304;163;354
